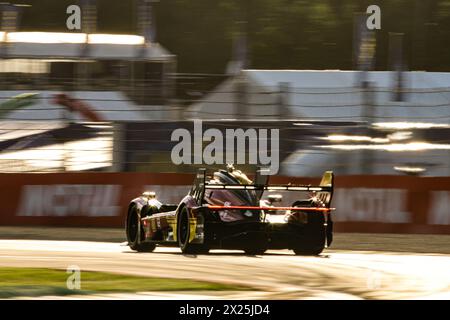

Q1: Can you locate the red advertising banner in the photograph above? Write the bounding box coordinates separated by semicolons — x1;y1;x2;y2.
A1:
0;173;193;228
0;173;449;234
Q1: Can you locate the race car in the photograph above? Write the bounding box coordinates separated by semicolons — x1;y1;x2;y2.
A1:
125;165;335;255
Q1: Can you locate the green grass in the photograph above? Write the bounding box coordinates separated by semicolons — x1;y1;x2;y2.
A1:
0;267;247;298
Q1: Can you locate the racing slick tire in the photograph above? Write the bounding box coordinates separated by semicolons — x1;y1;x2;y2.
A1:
126;205;156;253
177;207;209;255
292;211;326;256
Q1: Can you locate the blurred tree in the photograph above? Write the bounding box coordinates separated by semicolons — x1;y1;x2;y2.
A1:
6;0;450;73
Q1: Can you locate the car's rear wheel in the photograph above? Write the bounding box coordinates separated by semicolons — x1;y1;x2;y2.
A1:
292;211;326;256
126;205;156;252
177;207;209;254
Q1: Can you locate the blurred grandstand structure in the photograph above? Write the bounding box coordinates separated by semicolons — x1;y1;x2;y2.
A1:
0;26;177;173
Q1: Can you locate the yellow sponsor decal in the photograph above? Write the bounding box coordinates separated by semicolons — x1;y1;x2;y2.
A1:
189;218;197;243
167;217;177;241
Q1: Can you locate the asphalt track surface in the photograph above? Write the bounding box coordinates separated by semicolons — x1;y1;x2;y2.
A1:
0;240;449;299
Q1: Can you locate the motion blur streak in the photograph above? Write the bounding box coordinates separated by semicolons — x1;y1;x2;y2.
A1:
0;240;448;300
373;122;450;130
319;142;450;151
3;32;145;45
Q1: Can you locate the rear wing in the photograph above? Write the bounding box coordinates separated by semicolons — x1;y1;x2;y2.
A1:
204;184;331;192
317;171;334;208
203;170;335;208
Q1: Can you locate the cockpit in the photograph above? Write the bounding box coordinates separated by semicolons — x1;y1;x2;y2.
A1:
204;167;260;222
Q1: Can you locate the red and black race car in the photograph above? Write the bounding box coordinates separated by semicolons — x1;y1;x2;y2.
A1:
125;165;334;255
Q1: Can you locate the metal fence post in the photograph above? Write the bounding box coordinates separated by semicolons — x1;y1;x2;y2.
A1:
235;76;248;119
111;122;125;172
278;82;290;120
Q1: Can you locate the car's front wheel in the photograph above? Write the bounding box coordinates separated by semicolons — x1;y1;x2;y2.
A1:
177;207;209;254
126;205;156;252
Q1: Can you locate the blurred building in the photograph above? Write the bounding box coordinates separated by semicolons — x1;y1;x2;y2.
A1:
0;31;177;121
187;69;450;124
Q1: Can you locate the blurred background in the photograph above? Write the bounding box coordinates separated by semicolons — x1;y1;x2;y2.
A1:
0;0;449;177
0;1;449;301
